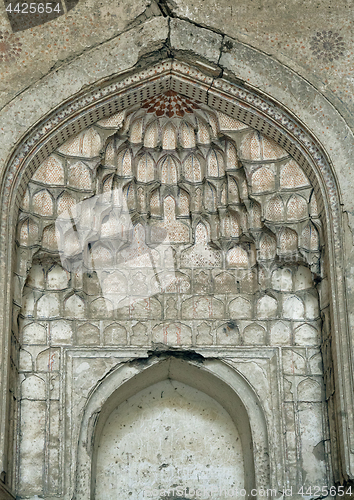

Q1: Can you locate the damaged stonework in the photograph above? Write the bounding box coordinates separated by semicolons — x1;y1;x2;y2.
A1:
145;345;205;361
10;79;331;498
0;13;354;500
72;353;271;499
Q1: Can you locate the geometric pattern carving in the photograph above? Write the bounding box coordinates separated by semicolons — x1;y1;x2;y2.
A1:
15;91;322;350
12;89;330;498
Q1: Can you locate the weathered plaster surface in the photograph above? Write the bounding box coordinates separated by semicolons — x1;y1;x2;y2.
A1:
1;0;354;128
0;0;151;106
218;38;354;211
95;379;245;499
170;17;223;65
168;0;354;123
1;1;354;497
0;16;170;169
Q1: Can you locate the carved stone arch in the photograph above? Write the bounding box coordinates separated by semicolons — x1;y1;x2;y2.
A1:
0;52;353;497
74;356;271;500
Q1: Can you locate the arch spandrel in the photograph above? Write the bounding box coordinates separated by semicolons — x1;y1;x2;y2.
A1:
0;57;352;497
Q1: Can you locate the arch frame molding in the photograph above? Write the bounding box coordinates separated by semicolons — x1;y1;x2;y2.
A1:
70;353;273;500
0;56;352;484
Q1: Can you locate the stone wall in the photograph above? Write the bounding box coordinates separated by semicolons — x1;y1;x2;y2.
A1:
11;91;330;498
1;2;354;499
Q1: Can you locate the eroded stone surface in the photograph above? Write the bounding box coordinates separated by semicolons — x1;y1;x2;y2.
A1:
0;0;151;107
1;3;353;497
95;380;245;499
11;92;331;498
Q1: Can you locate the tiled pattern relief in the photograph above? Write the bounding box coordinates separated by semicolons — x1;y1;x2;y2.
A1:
11;91;331;496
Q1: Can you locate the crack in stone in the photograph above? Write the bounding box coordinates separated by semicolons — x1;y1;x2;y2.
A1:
125;1;163;29
0;14;236;114
147;346;205;362
204;33;225;101
344;211;354;246
154;0;177;18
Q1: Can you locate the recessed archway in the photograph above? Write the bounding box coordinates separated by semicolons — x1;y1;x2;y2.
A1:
94;378;245;499
77;356;266;500
0;53;352;498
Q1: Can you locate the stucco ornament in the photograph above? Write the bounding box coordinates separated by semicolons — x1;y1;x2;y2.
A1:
0;30;22;62
0;38;351;494
310;30;345;61
13;84;329;498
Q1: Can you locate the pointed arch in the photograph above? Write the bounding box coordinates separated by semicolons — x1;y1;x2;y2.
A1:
252;166;275;193
144;120;159;148
160;155;178;184
0;56;352;495
207;148;225;177
162;122;177;150
183;154;202;183
286;194;308;221
137;153;155;183
180;121;196;149
74;357;270;498
117;148;133;177
265;195;284;221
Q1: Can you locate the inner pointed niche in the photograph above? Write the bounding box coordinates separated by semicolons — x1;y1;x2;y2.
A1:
16;90;323;348
95;380;245;500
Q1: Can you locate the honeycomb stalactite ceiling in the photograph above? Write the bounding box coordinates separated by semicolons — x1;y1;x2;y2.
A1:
140;89;200;117
12;90;331;498
15;91;323;349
